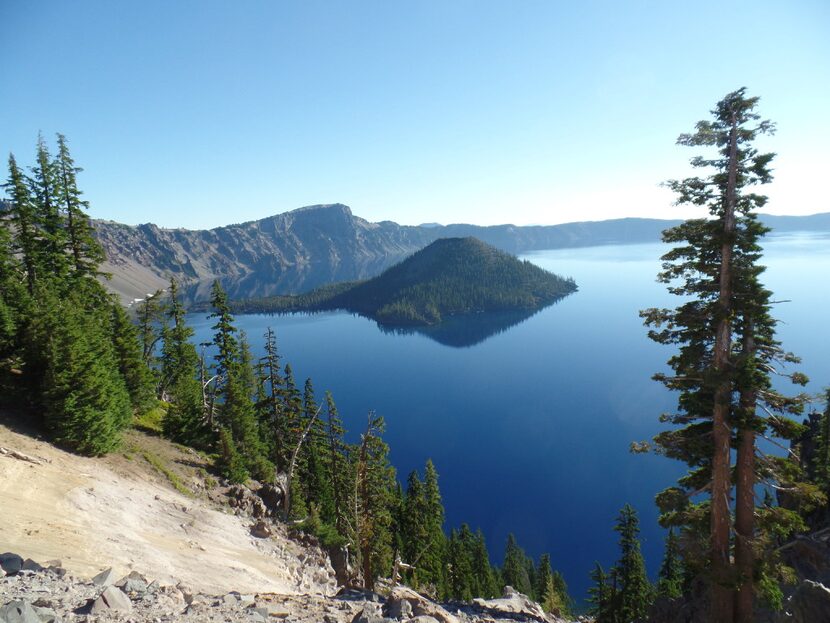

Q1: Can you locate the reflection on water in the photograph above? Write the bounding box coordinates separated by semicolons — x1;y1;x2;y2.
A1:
376;303;565;348
180;255;407;304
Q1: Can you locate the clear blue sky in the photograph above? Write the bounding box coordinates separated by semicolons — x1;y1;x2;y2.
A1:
2;1;828;229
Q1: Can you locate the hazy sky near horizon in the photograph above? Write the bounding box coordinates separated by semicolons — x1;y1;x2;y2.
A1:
2;1;828;229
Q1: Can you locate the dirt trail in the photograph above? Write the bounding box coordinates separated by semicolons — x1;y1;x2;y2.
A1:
0;420;335;596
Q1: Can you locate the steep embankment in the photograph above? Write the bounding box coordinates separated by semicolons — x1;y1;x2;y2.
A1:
0;415;335;596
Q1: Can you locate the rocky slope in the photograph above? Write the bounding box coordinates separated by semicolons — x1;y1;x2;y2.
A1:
0;413;578;623
0;415;335;596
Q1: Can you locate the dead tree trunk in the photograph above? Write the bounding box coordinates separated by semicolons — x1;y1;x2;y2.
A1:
283;404;321;520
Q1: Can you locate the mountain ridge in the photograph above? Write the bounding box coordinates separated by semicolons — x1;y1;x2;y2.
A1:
89;204;830;303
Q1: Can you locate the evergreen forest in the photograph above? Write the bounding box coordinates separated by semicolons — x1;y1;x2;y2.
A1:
3;90;830;623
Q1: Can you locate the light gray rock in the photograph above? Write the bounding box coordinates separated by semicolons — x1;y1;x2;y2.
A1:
91;567;117;587
385;596;412;619
89;585;133;614
404;617;440;623
0;601;41;623
0;553;23;575
222;593;239;606
352;604;392;623
31;606;57;623
117;570;149;594
20;560;44;573
472;586;551;622
385;587;459;623
176;582;195;605
248;607;269;622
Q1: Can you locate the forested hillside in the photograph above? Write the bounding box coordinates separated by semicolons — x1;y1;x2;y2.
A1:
1;135;575;616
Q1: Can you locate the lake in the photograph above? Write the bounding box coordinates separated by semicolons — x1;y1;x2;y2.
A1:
187;231;830;602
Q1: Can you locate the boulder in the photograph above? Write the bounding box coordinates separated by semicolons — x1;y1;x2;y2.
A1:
0;601;40;623
91;567;117;586
404;618;441;623
177;582;196;604
20;559;44;573
30;607;57;623
386;596;413;619
351;604;392;623
248;607;270;622
257;483;284;515
251;520;272;538
117;570;149;594
472;586;551;623
786;580;830;623
385;587;459;623
0;552;23;575
89;585;133;614
45;562;66;578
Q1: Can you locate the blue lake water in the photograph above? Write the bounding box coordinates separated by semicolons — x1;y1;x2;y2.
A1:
187;231;830;602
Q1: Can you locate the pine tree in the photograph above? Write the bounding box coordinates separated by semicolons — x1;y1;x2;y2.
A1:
300;378;335;520
256;327;285;468
421;459;447;593
587;562;614;623
501;534;532;596
354;413;396;590
29;135;69;280
324;391;351;533
5;154;39;293
217;426;248;483
160;279;210;446
446;527;473;601
402;469;426;577
111;303;155;411
470;528;499;599
610;504;652;623
222;335;272;482
207;279;237;407
550;571;571;617
813;391;830;491
38;288;131;455
136;289;166;368
0;203;20;359
656;528;684;599
54;134;105;276
535;553;553;608
641;89;813;623
282;363;303;455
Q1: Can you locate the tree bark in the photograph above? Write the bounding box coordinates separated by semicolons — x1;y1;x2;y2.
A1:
735;323;756;623
710;114;739;623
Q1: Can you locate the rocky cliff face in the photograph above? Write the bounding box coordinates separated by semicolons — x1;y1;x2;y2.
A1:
94;204;436;303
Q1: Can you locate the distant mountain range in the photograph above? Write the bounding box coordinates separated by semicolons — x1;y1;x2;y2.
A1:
90;204;830;303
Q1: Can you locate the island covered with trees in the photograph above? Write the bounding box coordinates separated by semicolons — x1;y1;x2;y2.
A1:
217;236;578;326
